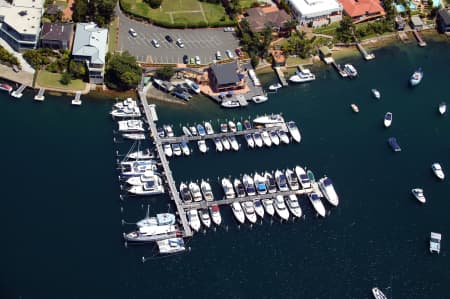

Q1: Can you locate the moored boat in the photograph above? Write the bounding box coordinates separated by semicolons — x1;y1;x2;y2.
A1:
254;199;265;218
243;120;252;130
243;174;256;196
222;178;236;199
252;132;263;148
275;169;289;192
351;103;359;113
124;224;179;242
251;94;268;104
179;182;193;203
184;79;200;94
163;124;174;137
196;124;206;137
118;120;144;132
242;201;257;223
128;179;165;195
220;123;228;133
388;137;401;152
253;114;284;125
318;176;339;206
204;121;214;134
189;126;198;136
197;140;208;153
213;137;223;152
344;64;358;78
0;83;13;93
126;171;160;186
127;149;154;160
410;67;423;86
180;140;190;156
268;83;282;91
122;133;146;140
221;136;231;151
182;126;192;137
384;112;392;128
200;180;214;201
286;194;302;218
274;195;289;220
221;100;240;108
371;287;388;299
371;89;381;99
261;131;272;147
277;130;290;144
288;68;316;83
439;102;447;115
231;202;245;224
233;178;246;198
171;143;182;156
431;162;445;180
262;198;275;216
228;121;237;132
254;172;268;195
264;172;277;193
198;209;211;228
411;188;426;203
157;237;185;254
244;133;255;148
228;136;239;151
285;168;300;191
286;121;301;143
269;130;280;145
295;166;311;189
236;121;243;131
308;192;326;217
189;181;203;202
209;205;222;225
163;143;173;157
187;209;201;232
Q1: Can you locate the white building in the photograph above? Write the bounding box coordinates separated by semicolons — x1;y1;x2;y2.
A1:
287;0;343;27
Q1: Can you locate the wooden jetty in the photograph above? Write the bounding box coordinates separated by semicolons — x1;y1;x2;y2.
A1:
11;84;27;98
71;91;82;106
274;67;288;87
413;30;427;47
331;59;348;78
356;43;375;60
34;88;45;101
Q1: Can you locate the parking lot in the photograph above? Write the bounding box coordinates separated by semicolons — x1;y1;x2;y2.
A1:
117;10;240;64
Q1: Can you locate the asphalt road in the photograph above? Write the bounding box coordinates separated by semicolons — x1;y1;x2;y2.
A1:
117;9;240;64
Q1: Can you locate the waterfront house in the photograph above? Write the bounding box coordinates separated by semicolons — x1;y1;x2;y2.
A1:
436;9;450;33
0;0;45;51
208;61;244;92
287;0;342;27
395;15;406;30
410;15;424;30
242;6;293;34
40;22;74;50
72;22;108;84
339;0;386;24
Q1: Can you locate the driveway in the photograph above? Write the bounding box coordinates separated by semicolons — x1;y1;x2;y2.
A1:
117;8;240;64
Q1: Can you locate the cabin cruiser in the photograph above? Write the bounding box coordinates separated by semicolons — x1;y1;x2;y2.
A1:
197;140;208;153
242;174;256;196
110;106;141;118
121;160;157;176
184;79;200;93
197;124;206;137
231;202;245;224
209;205;222;225
243;120;252;130
114;98;136;109
411;188;426;203
233;178;246;198
254;200;265;218
163;143;173;157
268;83;282;91
295;167;311;189
204;121;214;134
262;198;275;216
222;178;236;199
254;173;268;195
182;126;192;137
220;123;228;133
189;181;203;202
261;131;272;147
344;64;358;78
157;127;166;138
410;67;423;86
384;112;392;128
264;172;278;193
251;94;269;104
118;120;144;132
242;201;257;223
189;126;198;136
200;180;214;201
244;134;255;148
228;136;239;151
288;68;316;83
128;178;164;195
274;195;289;220
127;148;154;160
179;182;193;203
187;209;201;232
180;140;190;156
286;121;301;143
221;100;240;108
275;169;289;192
126;171;160;186
163;124;174;137
122;133;146;140
431;162;445;180
277;130;290;144
221;136;231;151
286;194;302;218
318;177;339;206
136;211;176;228
371;287;388;299
285;168;300;190
124;223;179;242
269;131;280;145
253;114;285;125
308;192;326;217
198;209;211;228
172;143;182;156
439;102;447;115
371;89;381;99
252;132;263;148
213;137;223;152
157;237;185;254
388;137;401;152
228;121;237;132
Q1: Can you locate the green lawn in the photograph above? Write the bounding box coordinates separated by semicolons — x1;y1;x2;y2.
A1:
108;17;119;53
312;22;340;35
55;0;67;7
36;71;86;91
239;0;259;9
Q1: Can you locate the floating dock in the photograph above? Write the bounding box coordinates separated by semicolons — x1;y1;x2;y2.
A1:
356;43;375;60
34;88;45;101
413;30;427;47
331;59;348;78
274;67;288;87
71;91;82;106
11;84;27;98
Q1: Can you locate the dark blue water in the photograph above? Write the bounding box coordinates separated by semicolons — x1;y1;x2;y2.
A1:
1;40;449;298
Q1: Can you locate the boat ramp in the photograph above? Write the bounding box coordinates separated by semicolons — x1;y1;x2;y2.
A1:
34;88;45;101
11;84;27;98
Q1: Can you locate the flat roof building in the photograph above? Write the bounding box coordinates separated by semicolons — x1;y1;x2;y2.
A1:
287;0;342;27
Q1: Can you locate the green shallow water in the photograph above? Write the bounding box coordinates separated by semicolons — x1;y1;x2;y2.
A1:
1;39;450;298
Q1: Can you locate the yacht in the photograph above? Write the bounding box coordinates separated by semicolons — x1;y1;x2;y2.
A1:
187;209;201;232
221;136;231;151
268;83;282;91
384;112;392;128
269;131;280;145
213;137;223;152
197;140;208;153
228;136;239;151
136;210;176;228
126;171;160;186
163;143;173;157
236;122;243;131
163;124;174;137
180;140;190;156
275;169;289;192
118;120;144;132
221;100;240;108
122;133;146;140
231;202;245;224
110;106;141;118
285;168;300;190
261;131;272;147
264;172;278;193
388;137;401;152
277;130;290;144
189;181;203;202
253;114;285;125
233;178;246;198
251;94;269;104
204;121;214;134
411;188;426;203
244;133;255;148
114;98;136;109
262;198;275;216
209;205;222;226
220;123;228;133
344;64;358;78
431;162;445;180
196;124;206;137
222;178;236;199
128;179;165;195
121;160;157;176
182;126;192;137
242;174;256;196
439;102;447;115
287;121;301;143
351;103;359;113
371;287;388;299
254;173;268;194
124;223;179;242
184;79;200;93
157;237;185;254
288;68;316;83
242;201;257;223
286;194;302;218
228;121;237;132
308;192;326;217
243;120;252;130
254;199;265;218
200;180;214;201
371;89;381;99
318;177;339;206
274;195;289;220
198;209;211;228
252;132;263;148
189;126;198;136
157;127;166;138
410;67;423;86
179;182;193;203
172;143;182;156
127;149;154;160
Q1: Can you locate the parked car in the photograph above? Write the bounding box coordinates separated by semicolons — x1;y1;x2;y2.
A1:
195;56;201;65
129;28;137;37
223;27;235;32
215;51;222;60
225;49;234;58
151;39;160;48
183;55;189;64
235;48;243;57
176;38;185;48
189;57;195;64
165;35;173;42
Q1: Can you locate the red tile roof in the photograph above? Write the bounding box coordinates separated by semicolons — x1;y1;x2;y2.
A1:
340;0;386;18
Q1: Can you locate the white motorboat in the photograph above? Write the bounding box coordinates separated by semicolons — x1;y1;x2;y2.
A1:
113;98;136;109
163;124;174;137
128;179;164;195
198;209;211;228
411;188;426;203
220;123;228;133
221;136;231;151
180;140;190;156
209;205;222;226
308;192;326;217
254;199;265;218
439;102;447;115
182;126;192;137
431;162;445;180
253;114;285;125
228;121;237;132
184;79;200;94
371;287;388;299
127;149;154;160
430;232;442;254
157;127;165;138
277;130;290;144
275;169;289;192
189;181;203;202
242;174;256;196
285;168;300;191
222;178;236;199
318;176;339;206
231;202;245;224
179;182;193;203
261;131;272;147
274;195;289;220
213;137;223;152
344;64;358;77
118;120;144;132
187;209;201;232
287;121;301;143
221;100;240;108
228;136;239;151
242;201;257;223
197;140;208;153
172;143;182;156
121;160;157;176
288;68;316;83
268;83;282;91
410;67;423;86
269;130;280;146
200;180;214;201
252;132;263;148
136;209;176;228
371;89;381;99
254;172;268;195
286;194;302;218
124;223;179;242
233;178;246;198
204;121;214;134
251;94;268;104
244;133;255;148
189;126;198;136
157;237;185;254
264;172;278;193
262;198;275;216
384;112;392;128
122;133;146;140
126;171;159;186
295;166;311;189
163;143;173;157
110;106;141;118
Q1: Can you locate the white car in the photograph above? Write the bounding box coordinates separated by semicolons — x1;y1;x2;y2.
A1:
176;38;185;48
195;56;201;64
225;49;234;58
216;51;222;60
129;28;137;37
151;39;160;48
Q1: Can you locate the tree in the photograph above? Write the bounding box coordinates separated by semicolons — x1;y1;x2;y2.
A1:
155;66;175;81
144;0;163;9
284;19;297;37
60;72;72;85
336;16;356;43
105;51;141;90
72;0;115;27
69;60;87;79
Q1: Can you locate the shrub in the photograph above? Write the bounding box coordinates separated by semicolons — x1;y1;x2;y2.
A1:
60;72;72;85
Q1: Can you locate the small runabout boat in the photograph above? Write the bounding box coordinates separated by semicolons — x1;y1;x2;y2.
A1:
371;89;381;99
371;287;388;299
411;188;426;203
429;232;441;254
384;112;392;128
251;94;268;104
157;237;185;254
431;162;445;180
388;137;401;152
351;103;359;113
438;102;447;115
410;67;423;86
268;83;282;91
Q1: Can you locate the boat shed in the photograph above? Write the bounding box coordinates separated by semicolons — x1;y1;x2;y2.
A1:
208;61;243;92
319;46;332;58
410;16;424;30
